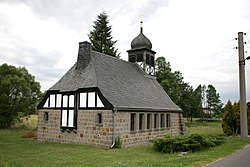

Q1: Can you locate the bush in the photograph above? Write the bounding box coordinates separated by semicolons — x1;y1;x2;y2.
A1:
113;135;122;148
222;100;250;136
153;134;225;153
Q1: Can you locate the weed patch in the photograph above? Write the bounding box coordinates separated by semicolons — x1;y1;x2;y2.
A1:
22;127;37;138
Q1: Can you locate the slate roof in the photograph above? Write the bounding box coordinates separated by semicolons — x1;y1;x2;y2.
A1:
49;50;181;112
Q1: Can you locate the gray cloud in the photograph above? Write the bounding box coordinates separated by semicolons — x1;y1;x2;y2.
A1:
1;0;170;31
0;33;63;90
1;0;250;103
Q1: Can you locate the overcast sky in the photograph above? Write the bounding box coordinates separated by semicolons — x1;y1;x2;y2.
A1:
1;0;250;104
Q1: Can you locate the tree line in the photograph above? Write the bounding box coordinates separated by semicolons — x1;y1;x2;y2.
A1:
155;57;223;122
222;101;250;135
89;11;224;121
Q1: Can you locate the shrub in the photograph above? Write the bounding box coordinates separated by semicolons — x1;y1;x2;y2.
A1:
113;135;122;148
222;100;250;136
153;134;225;153
222;101;240;136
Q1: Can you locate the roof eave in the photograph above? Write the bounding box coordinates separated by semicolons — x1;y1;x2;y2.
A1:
115;107;182;112
127;47;156;54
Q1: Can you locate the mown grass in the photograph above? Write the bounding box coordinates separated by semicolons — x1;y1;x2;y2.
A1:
185;120;223;135
0;117;250;167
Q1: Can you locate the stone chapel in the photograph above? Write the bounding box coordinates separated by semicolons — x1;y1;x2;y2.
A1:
37;24;184;148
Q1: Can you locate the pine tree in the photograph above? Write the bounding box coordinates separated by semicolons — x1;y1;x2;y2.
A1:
222;101;241;135
88;11;119;57
206;85;223;118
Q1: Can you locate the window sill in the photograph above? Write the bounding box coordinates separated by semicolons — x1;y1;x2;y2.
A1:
96;123;103;127
138;130;145;133
130;131;137;134
60;127;77;133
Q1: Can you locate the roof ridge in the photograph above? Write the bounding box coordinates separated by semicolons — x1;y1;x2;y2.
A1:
92;50;129;64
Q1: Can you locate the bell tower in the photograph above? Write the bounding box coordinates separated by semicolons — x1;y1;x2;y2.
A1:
127;21;156;75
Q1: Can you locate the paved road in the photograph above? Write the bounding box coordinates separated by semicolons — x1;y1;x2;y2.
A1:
206;145;250;167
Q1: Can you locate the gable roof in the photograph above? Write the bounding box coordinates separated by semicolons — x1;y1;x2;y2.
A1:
49;45;181;112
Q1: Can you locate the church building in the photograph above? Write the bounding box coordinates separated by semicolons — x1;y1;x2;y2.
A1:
37;25;184;148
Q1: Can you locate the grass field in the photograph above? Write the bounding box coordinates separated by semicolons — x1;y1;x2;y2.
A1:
0;116;250;167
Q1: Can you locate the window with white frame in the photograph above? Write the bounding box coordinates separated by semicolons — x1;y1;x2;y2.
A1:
42;94;62;108
56;94;62;107
40;90;106;130
79;92;104;108
79;92;87;107
61;94;76;129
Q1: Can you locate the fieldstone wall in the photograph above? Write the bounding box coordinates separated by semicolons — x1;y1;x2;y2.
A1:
37;109;113;147
37;109;184;148
115;111;184;148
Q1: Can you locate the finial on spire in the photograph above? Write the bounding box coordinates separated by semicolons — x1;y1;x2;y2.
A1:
139;14;144;33
140;21;143;33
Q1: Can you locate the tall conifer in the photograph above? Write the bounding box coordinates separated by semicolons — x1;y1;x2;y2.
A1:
88;11;119;57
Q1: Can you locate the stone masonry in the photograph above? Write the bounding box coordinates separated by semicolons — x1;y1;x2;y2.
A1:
37;109;184;148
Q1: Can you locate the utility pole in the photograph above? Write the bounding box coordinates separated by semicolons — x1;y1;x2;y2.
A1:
238;32;248;141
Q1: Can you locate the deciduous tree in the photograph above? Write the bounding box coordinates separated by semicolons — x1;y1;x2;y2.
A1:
155;57;199;122
0;63;42;128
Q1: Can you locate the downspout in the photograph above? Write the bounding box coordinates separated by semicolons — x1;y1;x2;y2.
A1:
110;108;117;148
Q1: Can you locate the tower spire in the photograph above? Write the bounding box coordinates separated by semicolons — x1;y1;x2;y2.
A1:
127;19;156;75
139;13;144;33
140;21;143;33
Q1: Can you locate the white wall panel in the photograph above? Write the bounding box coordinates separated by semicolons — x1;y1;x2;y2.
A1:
69;95;74;107
63;95;68;107
56;94;62;107
61;110;67;126
68;110;74;127
88;92;95;107
96;95;104;107
50;94;55;107
80;93;87;107
43;98;49;108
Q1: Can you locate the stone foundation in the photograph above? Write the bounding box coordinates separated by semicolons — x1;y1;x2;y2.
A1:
37;109;184;148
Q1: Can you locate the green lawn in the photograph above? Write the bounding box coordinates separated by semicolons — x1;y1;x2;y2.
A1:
0;117;250;167
185;120;224;135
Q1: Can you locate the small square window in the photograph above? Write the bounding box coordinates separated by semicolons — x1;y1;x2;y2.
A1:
44;112;48;121
139;114;144;130
166;114;171;128
147;114;151;129
97;113;102;125
154;114;158;129
129;55;136;62
160;114;165;128
130;113;136;131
